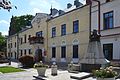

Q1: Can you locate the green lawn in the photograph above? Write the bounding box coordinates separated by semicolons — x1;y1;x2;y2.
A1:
0;66;24;73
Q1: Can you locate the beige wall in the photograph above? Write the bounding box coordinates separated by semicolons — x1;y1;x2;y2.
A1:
47;5;90;63
7;34;18;59
7;6;90;63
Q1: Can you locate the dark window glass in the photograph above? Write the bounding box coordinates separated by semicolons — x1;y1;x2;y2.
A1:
24;34;27;43
52;47;56;58
61;24;66;36
29;35;31;38
24;49;26;55
52;27;56;37
36;31;43;37
15;42;16;48
73;45;78;58
29;49;31;54
73;20;79;33
106;0;111;2
21;50;22;56
104;11;113;30
61;46;66;58
21;38;23;44
15;52;17;59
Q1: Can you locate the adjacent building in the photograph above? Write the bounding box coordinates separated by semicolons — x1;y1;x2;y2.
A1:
91;0;120;61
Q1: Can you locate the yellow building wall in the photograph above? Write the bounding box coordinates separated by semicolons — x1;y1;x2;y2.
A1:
7;34;18;59
47;5;90;63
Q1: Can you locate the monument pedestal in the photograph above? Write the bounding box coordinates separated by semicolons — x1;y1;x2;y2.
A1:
79;41;109;72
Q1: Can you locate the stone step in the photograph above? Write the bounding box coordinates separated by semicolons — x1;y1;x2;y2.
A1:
70;72;93;80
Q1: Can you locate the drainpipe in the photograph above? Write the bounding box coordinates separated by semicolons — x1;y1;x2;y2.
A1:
17;33;19;59
89;4;92;41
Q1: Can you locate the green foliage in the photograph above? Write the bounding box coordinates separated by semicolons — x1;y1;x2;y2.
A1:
0;32;6;52
93;66;118;78
9;15;34;35
34;61;49;68
0;66;24;73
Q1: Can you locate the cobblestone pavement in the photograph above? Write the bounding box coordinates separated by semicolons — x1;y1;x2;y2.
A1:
0;62;120;80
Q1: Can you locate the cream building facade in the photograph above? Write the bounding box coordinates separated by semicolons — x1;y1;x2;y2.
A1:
47;6;89;63
7;0;120;63
7;3;90;63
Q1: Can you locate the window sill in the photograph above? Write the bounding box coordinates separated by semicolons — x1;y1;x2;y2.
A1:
73;32;79;34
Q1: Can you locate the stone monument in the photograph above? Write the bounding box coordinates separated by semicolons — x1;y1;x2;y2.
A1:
79;30;109;72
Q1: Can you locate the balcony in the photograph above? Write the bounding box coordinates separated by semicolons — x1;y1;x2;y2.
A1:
28;36;44;44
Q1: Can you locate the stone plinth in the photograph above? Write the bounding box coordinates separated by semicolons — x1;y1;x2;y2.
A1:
79;41;109;72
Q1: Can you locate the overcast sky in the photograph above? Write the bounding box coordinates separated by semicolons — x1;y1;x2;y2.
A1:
0;0;85;35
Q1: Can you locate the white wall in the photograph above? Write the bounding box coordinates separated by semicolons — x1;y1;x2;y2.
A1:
91;0;120;31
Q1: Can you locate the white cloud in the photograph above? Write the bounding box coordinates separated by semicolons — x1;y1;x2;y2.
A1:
0;20;9;25
0;20;9;35
1;31;8;35
29;0;62;14
33;8;45;14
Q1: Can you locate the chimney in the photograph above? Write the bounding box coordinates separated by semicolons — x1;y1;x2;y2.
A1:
74;0;83;8
67;3;72;9
51;8;58;16
58;10;65;16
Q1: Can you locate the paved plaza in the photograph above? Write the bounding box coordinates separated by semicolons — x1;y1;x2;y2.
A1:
0;62;119;80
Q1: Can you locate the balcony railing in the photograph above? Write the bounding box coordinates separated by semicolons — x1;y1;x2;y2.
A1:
28;36;44;44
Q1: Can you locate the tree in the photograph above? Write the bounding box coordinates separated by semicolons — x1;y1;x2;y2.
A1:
9;15;34;36
0;0;17;12
0;32;6;52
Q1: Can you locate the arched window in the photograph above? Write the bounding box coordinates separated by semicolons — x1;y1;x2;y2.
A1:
72;39;79;45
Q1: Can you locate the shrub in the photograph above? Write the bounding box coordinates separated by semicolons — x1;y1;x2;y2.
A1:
93;66;118;78
19;55;35;68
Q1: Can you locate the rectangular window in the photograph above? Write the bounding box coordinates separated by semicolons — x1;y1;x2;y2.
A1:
104;11;113;30
24;49;26;55
29;49;31;54
52;47;56;58
15;42;16;48
73;20;79;33
73;45;78;58
61;24;66;36
21;50;22;56
21;38;23;44
36;31;43;37
24;34;27;43
29;35;31;39
61;46;66;58
52;27;56;37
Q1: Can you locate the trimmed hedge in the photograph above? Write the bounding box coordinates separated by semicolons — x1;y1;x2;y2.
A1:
19;55;35;68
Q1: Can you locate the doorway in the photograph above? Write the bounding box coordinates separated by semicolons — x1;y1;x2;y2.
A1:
103;43;113;61
35;49;42;62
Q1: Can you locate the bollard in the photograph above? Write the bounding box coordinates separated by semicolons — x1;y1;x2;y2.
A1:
51;62;57;76
68;61;73;72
